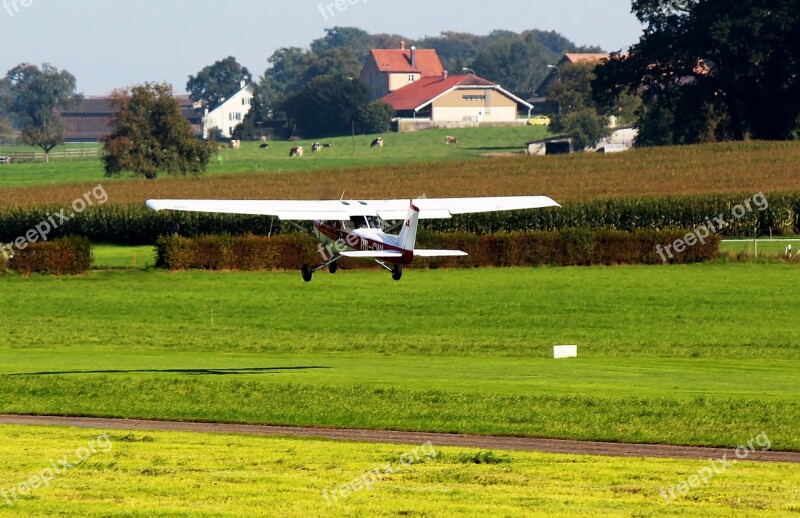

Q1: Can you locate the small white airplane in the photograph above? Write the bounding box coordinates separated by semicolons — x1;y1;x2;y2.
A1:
146;196;560;282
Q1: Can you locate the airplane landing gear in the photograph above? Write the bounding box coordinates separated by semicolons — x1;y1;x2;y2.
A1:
328;261;338;274
301;264;313;282
391;264;403;281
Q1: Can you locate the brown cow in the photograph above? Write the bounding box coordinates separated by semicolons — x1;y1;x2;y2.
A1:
289;146;304;158
445;136;459;145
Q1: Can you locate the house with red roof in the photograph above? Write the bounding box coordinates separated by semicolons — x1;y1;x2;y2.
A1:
380;73;532;125
361;41;444;100
362;42;532;129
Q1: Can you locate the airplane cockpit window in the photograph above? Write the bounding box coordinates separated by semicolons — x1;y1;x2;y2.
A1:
367;217;382;230
351;216;368;229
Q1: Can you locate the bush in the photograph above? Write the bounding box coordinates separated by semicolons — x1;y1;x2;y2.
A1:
6;236;92;275
156;230;720;271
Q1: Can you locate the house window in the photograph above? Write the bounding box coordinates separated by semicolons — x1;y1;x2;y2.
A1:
462;95;486;101
408;74;415;83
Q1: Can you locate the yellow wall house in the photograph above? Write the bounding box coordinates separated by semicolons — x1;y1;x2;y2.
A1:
380;73;533;124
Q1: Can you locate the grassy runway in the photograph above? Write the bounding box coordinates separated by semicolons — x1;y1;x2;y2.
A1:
1;265;798;449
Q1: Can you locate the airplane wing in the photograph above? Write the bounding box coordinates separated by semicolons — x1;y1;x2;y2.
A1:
371;196;561;220
145;196;560;221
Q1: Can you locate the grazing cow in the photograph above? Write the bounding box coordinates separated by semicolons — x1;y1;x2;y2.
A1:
229;139;241;149
259;143;269;149
371;137;384;148
322;143;332;148
445;136;459;145
289;146;304;158
311;142;323;153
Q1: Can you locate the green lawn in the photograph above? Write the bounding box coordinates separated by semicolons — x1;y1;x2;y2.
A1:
0;126;549;188
1;265;798;449
0;425;798;517
92;244;156;269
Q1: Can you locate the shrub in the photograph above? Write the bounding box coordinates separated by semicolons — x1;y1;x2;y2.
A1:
7;236;92;275
155;230;720;271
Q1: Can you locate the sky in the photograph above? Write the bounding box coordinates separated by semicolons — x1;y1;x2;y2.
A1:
0;0;643;95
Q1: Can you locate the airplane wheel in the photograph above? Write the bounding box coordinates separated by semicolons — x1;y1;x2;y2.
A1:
328;261;338;274
391;264;403;281
301;264;313;283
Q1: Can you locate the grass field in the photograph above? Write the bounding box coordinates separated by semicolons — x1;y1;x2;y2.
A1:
3;140;800;208
0;426;798;517
3;134;800;515
1;265;798;450
721;238;800;256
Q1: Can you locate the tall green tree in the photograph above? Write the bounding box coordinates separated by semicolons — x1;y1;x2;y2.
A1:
187;56;252;110
593;0;800;144
282;75;389;138
102;83;213;179
546;63;612;150
0;63;81;162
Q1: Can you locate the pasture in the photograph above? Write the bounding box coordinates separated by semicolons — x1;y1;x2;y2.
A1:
0;425;798;516
0;126;547;189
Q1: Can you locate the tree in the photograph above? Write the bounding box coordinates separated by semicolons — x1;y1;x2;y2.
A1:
545;62;611;150
470;34;550;98
0;63;81;162
356;101;394;135
551;109;609;150
102;83;214;179
187;56;252;110
310;27;373;60
593;0;800;144
282;75;383;138
0;115;13;144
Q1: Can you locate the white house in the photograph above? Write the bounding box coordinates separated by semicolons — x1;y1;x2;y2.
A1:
202;83;255;139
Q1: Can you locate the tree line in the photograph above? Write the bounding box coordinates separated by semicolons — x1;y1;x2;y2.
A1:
2;2;798;177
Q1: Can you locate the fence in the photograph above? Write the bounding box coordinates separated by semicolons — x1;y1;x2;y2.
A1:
1;147;100;163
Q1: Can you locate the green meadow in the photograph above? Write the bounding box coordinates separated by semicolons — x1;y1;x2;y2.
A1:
0;426;798;517
0;126;547;188
1;265;798;449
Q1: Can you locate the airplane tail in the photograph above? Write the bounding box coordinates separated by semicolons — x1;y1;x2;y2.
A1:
397;200;420;251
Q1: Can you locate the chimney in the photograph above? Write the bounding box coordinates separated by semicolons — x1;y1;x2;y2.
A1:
443;70;448;81
410;46;417;68
400;40;406;50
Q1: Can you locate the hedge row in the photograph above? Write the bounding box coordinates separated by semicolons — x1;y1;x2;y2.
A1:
2;236;92;275
155;229;720;271
1;192;796;245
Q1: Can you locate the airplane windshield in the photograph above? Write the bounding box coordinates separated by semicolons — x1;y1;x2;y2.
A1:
351;216;382;229
367;217;382;230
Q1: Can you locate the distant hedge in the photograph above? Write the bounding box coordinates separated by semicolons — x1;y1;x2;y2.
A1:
155;230;719;271
4;236;92;275
1;192;796;245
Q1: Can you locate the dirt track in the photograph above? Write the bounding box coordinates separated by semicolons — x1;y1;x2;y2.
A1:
2;415;798;463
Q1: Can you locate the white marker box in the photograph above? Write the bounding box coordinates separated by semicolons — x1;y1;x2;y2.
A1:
553;345;578;359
